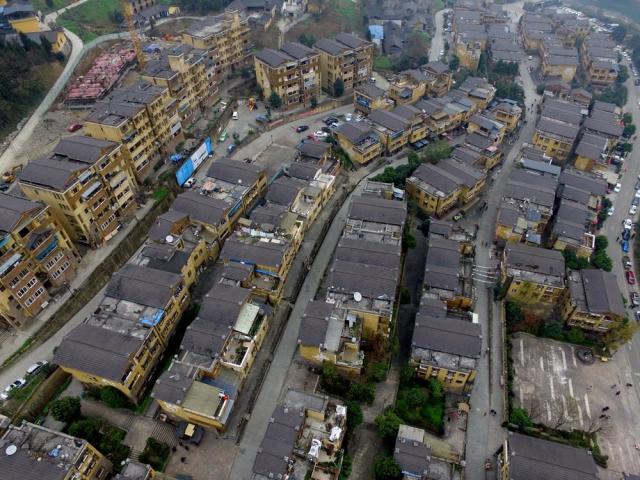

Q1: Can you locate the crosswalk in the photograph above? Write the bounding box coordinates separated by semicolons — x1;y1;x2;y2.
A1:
473;264;498;285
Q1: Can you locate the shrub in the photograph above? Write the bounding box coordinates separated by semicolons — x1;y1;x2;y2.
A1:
138;438;170;471
368;361;388;383
347;382;375;404
339;453;353;480
510;406;533;429
99;387;131;409
374;456;402;480
50;396;81;424
375;408;401;440
68;417;101;446
345;400;363;431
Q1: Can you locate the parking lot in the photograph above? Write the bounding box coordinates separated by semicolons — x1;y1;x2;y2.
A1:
512;332;640;475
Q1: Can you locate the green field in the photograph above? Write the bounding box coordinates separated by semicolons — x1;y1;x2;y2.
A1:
56;0;121;42
32;0;73;14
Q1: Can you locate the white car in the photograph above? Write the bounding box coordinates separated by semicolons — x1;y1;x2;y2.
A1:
624;218;634;230
26;360;48;376
0;378;26;400
635;189;640;199
184;177;196;188
614;183;622;193
608;206;615;216
232;111;238;120
314;131;328;139
345;113;352;121
631;205;638;216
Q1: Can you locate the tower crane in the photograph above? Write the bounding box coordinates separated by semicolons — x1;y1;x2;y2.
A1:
120;0;145;70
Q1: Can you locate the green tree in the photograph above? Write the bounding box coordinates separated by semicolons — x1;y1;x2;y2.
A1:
591;250;613;271
368;361;388;383
333;78;345;97
448;55;460;71
345;400;363;431
422;139;452;164
310;97;318;108
68;417;102;446
99;386;131;409
375;408;402;440
269;91;282;109
563;249;590;270
402;226;417;250
624;124;636;138
536;84;545;95
429;378;444;399
510;406;533;429
347;382;375;404
50;396;81;424
240;67;251;79
595;235;608;251
618;65;630;84
374;456;402;480
477;51;488;76
298;33;316;48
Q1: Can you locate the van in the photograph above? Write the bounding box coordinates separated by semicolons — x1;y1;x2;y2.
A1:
232;111;238;120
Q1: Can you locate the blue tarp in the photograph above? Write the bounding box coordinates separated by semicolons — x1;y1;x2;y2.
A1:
369;25;384;40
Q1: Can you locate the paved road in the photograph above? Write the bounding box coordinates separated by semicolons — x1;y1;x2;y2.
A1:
429;8;449;63
44;0;91;24
463;3;541;477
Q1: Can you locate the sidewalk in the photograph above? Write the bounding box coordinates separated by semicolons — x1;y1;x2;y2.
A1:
0;200;155;365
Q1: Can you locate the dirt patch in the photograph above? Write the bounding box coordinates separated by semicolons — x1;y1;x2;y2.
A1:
154;18;197;38
285;0;366;42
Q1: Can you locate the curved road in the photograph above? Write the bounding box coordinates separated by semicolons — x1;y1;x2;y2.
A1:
429;8;449;63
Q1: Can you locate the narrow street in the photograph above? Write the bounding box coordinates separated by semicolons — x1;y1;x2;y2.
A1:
429;8;449;63
463;3;541;476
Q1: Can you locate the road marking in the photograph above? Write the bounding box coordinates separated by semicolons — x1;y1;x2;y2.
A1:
549;377;555;401
633;372;640;377
519;389;523;405
545;401;551;422
568;378;574;398
560;347;567;370
570;346;577;367
520;338;524;366
561;395;569;420
576;403;583;427
583;393;591;418
539;356;544;372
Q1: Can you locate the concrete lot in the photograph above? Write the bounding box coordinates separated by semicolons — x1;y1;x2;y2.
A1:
512;333;640;476
164;429;238;480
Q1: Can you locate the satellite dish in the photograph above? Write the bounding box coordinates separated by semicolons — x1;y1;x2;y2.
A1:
353;292;362;302
5;445;17;456
165;235;174;243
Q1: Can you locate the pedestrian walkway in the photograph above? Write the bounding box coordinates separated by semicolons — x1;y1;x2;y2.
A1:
0;201;154;365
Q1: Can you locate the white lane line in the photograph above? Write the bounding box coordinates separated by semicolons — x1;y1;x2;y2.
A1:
545;401;551;422
634;372;640;377
560;347;567;370
561;395;568;420
576;403;583;427
540;356;544;372
549;377;555;401
584;393;591;418
571;346;577;367
520;338;524;366
568;378;574;398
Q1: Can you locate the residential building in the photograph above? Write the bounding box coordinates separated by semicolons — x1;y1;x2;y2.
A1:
142;44;218;124
392;104;429;145
502;243;566;306
540;42;579;82
558;167;607;211
406;159;485;217
414;95;475;135
457;77;496;111
520;13;553;51
424;236;473;310
314;33;374;95
581;32;619;87
467;113;506;144
491;100;522;133
2;0;40;33
19;136;138;248
498;431;598;480
394;424;432;480
53;264;189;402
460;133;502;170
562;269;625;332
422;61;453;97
573;132;609;171
0;421;111;479
452;10;487;71
84;81;182;181
388;69;427;105
551;199;596;257
569;87;593;106
254;42;321;109
496;168;558;244
410;296;482;393
181;9;251;76
296;138;332;165
334;122;383;164
124;0;156;16
583;106;623;149
0;193;78;331
152;283;270;430
532;104;581;162
115;459;156;480
367;109;411;154
353;82;393;114
253;390;347;479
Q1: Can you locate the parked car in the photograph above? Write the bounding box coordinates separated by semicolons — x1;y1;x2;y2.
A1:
633;197;640;207
608;206;615;216
324;116;338;125
624;255;633;269
255;114;269;123
630;205;638;215
296;125;309;133
624;218;634;229
320;126;332;134
232;111;238;120
218;131;227;143
184;177;196;188
176;422;204;445
631;292;640;307
314;130;328;139
345;113;352;121
26;361;48;376
627;270;636;285
0;182;9;192
0;378;26;400
227;144;236;154
635;78;640;86
635;310;640;321
623;228;631;241
614;183;622;193
622;239;630;252
67;123;82;133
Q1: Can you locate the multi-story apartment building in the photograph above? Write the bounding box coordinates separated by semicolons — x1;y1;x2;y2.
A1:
54;264;189;402
467;113;506;144
562;269;625;332
498;432;599;480
182;9;251;76
388;69;427;105
540;42;579;82
406;159;485;218
124;0;156;15
573;132;609;172
152;283;271;431
84;81;182;181
19;136;138;248
581;32;619;87
254;42;321;109
551;198;596;258
0;421;111;479
491;100;522;133
142;44;218;124
367;107;426;154
314;33;373;95
0;193;78;331
502;243;566;307
422;61;453;97
423;236;474;310
334;122;383;164
394;425;433;480
353;82;393;114
532;99;582;162
410;296;482;393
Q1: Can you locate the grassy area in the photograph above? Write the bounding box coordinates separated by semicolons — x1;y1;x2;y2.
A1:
287;0;365;43
56;0;121;42
373;55;393;70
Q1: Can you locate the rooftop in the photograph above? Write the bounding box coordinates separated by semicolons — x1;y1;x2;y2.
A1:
567;269;625;317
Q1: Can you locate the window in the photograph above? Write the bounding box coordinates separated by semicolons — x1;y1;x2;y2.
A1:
51;262;70;280
45;252;64;270
9;269;29;288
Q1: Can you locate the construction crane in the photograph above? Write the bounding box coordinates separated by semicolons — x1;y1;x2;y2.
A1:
120;0;145;70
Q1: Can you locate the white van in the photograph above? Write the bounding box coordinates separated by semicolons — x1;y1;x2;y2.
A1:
232;111;238;120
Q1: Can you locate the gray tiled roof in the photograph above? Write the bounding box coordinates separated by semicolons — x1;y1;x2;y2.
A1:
334;238;401;269
575;133;607;161
298;300;334;346
287;162;320;181
266;176;306;207
327;259;398;299
412;313;482;358
369;109;409;132
220;234;289;269
0;193;42;235
507;431;598;480
505;244;565;277
297;139;330;159
347;195;407;226
106;264;181;309
172;191;229;226
559;168;607;197
207;158;264;185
